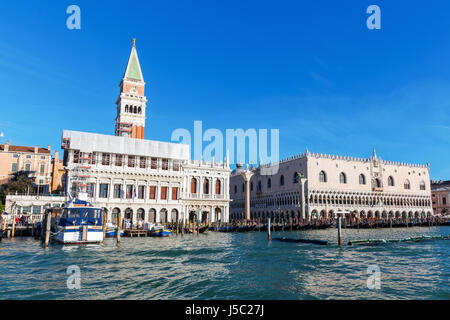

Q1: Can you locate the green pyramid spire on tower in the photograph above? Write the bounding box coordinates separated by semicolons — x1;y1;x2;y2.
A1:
124;38;143;81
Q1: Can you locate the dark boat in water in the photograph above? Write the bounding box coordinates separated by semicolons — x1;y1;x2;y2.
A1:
273;237;330;246
274;225;283;231
236;225;253;232
184;225;209;233
213;226;232;232
317;223;333;230
184;227;194;234
297;224;312;231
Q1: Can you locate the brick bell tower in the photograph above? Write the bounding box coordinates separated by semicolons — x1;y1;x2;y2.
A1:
115;38;147;139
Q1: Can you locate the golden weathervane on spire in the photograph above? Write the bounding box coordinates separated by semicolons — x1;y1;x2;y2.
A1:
132;38;136;47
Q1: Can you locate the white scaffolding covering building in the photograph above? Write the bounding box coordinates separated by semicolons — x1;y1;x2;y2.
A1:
61;130;231;224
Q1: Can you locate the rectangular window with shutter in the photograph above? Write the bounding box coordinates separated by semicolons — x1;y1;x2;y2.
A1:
102;153;110;165
114;184;122;198
140;157;146;169
151;158;157;169
149;186;156;199
172;187;178;200
138;185;145;199
115;155;122;166
160;186;167;200
126;185;134;199
128;156;135;168
88;183;95;197
73;150;80;164
99;184;108;198
162;159;169;170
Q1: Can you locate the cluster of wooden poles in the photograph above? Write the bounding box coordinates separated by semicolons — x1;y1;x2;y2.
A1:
0;215;39;241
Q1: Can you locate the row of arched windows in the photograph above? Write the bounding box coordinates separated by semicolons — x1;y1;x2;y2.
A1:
230;192;431;210
192;178;221;195
319;171;426;190
124;105;142;114
234;173;298;194
309;194;431;207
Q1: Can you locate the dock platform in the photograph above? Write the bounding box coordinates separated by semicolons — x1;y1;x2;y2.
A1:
124;229;148;237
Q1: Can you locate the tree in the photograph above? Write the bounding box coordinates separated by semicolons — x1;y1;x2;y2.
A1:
0;171;34;205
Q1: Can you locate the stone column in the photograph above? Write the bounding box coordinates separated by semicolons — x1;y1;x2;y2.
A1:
299;177;307;221
241;166;254;222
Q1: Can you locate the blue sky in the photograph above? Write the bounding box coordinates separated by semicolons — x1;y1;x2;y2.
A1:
0;0;449;179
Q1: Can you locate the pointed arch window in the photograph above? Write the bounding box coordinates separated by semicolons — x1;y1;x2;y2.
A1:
319;171;327;183
250;182;253;191
375;178;381;188
388;176;395;186
280;175;285;186
420;181;426;191
339;172;347;184
267;178;272;189
359;174;366;185
404;179;411;190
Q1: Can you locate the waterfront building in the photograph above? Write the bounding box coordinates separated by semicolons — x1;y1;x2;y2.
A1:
61;130;230;224
230;149;434;222
0;142;52;193
50;151;66;193
5;39;231;223
431;180;450;216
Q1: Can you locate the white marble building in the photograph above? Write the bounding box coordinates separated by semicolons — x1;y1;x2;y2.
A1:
61;130;230;224
230;149;433;222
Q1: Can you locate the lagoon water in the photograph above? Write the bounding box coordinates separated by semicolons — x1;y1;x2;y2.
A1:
0;226;449;300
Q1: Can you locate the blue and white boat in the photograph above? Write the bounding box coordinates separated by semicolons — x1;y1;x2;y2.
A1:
52;198;104;245
145;223;171;237
105;222;124;238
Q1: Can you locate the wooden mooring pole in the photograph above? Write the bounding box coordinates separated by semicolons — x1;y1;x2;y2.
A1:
116;215;121;243
44;212;51;247
31;217;36;237
337;216;342;246
268;218;271;241
0;215;3;241
102;211;106;242
11;216;16;238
